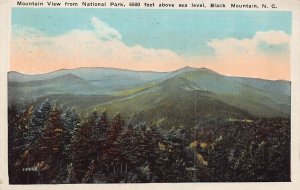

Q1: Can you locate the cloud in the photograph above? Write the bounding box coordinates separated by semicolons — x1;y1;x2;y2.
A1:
254;30;289;45
203;30;290;80
207;30;289;57
90;16;122;41
10;18;290;80
11;17;185;74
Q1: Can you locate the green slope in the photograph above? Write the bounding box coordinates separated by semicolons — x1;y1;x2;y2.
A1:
8;67;290;126
89;68;290;128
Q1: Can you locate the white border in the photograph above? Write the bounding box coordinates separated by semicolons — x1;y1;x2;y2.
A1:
1;0;300;189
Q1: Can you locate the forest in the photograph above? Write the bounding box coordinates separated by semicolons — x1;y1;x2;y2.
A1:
8;99;290;183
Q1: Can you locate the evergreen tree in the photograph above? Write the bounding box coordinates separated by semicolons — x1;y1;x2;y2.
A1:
71;123;89;182
36;105;64;183
161;126;191;182
106;113;124;162
143;125;164;182
104;113;124;182
118;124;142;182
9;105;36;184
7;99;291;183
61;108;80;152
61;108;80;172
94;112;109;168
8;105;21;184
71;111;102;182
88;111;101;159
26;99;52;148
107;113;124;143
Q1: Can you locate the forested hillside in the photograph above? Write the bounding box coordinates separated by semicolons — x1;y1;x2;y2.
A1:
8;100;290;183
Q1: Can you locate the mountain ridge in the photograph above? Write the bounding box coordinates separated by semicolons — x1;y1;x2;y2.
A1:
8;66;291;123
8;66;290;82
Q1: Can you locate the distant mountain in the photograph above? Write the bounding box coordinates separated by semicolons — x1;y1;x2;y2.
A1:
88;68;290;129
8;67;199;103
8;67;290;128
8;68;162;104
8;67;167;82
9;74;88;87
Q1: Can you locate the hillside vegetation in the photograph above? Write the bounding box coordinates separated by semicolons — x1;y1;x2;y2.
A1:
8;67;291;183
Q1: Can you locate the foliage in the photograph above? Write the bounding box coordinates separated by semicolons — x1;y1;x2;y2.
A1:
8;100;290;183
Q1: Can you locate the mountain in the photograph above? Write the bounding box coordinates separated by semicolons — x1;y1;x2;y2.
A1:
88;68;290;129
8;68;165;105
8;67;168;82
8;67;290;128
8;67;199;105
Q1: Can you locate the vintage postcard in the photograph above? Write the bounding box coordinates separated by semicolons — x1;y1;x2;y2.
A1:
1;0;300;189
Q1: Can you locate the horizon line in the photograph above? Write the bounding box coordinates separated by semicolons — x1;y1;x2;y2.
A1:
8;66;290;82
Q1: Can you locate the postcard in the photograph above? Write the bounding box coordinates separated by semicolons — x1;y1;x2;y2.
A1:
1;0;300;189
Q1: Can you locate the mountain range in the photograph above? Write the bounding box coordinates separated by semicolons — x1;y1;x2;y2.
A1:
8;67;290;129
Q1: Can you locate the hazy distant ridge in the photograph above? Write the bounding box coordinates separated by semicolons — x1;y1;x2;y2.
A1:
8;67;290;121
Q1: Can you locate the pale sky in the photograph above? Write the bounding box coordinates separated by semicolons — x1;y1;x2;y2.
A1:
11;9;291;80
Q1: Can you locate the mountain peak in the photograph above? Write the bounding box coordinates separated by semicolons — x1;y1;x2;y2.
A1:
198;67;221;75
177;66;198;72
50;74;84;81
174;66;220;75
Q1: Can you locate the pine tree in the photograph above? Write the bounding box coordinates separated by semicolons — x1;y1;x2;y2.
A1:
94;111;109;168
144;125;164;182
106;113;124;161
105;113;124;182
26;99;52;148
71;123;90;182
117;123;163;182
107;113;124;143
88;111;101;159
8;105;21;184
161;126;191;182
61;108;80;152
9;105;36;184
36;105;64;183
61;108;80;176
71;111;103;182
118;124;136;182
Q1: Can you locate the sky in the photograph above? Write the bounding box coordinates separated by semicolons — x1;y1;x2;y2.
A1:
11;8;291;80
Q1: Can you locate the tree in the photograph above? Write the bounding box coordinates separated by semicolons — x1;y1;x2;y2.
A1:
8;105;37;184
160;126;192;182
35;105;64;183
118;123;145;182
71;110;106;182
106;113;124;160
107;113;124;143
94;111;109;169
26;99;52;148
103;113;124;182
8;105;21;183
143;125;164;182
59;108;81;182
